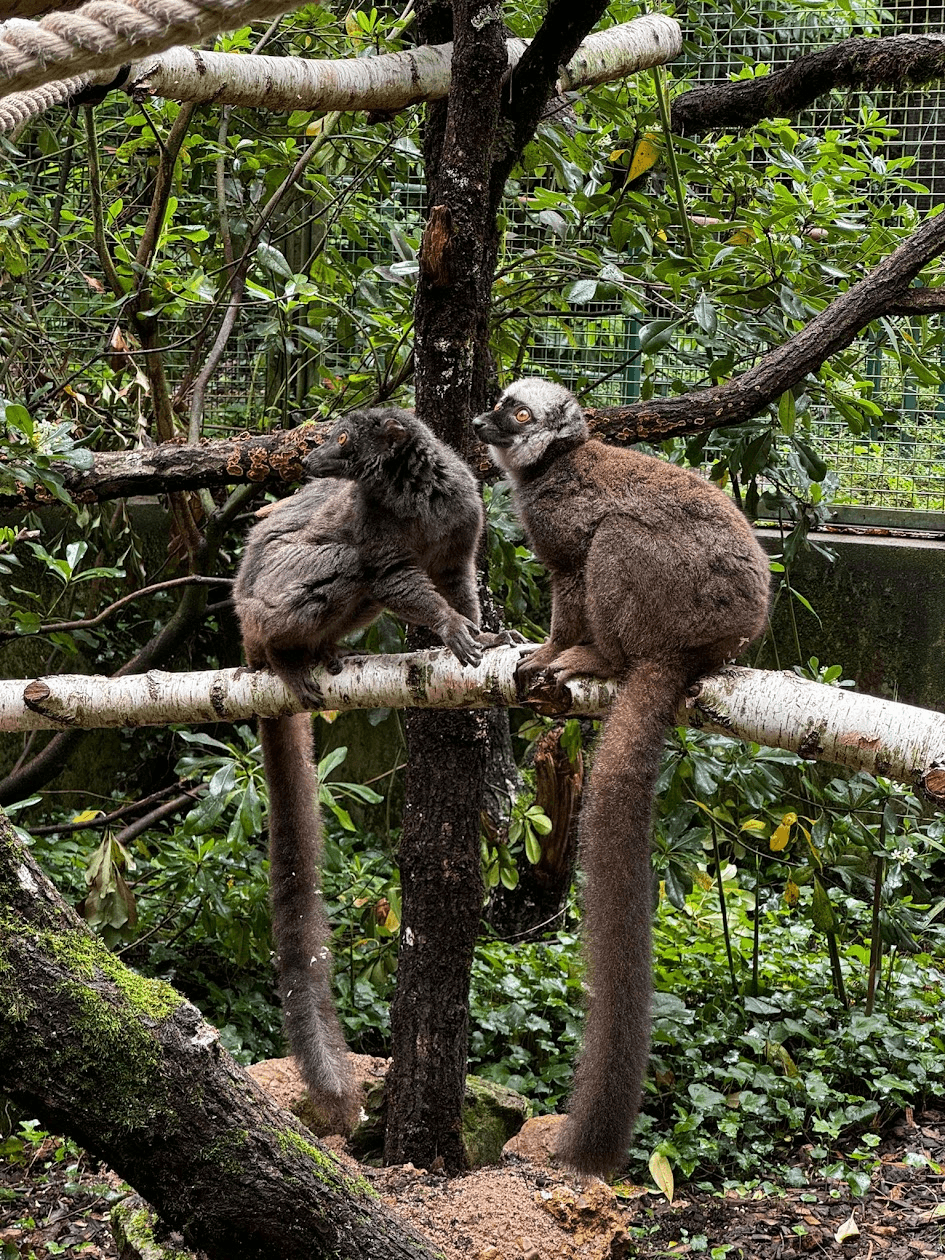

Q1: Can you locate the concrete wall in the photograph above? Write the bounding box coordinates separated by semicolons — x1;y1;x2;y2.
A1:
756;530;945;712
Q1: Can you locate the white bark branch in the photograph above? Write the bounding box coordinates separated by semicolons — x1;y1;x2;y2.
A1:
2;649;943;805
122;15;681;111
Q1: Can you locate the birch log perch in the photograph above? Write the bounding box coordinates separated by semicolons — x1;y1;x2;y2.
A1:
0;14;681;128
1;650;943;804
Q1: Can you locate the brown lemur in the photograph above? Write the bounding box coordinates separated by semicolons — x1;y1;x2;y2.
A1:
233;405;485;1128
473;378;771;1177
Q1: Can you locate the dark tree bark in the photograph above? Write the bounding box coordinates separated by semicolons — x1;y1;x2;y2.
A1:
0;808;439;1260
0;423;329;512
385;707;492;1170
384;0;507;1175
671;33;945;135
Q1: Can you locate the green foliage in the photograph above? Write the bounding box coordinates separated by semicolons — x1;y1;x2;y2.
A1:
20;707;945;1182
466;723;945;1183
0;403;94;503
468;932;585;1104
3;0;937;520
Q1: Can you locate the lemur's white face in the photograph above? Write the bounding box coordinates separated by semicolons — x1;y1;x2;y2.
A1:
473;378;588;472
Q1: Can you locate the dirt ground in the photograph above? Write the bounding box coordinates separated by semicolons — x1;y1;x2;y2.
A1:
2;1068;944;1260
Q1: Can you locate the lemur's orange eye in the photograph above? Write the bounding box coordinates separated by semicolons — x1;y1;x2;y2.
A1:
337;432;348;445
515;408;530;423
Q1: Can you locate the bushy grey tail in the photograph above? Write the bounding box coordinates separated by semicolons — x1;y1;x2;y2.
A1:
259;714;360;1130
556;660;686;1178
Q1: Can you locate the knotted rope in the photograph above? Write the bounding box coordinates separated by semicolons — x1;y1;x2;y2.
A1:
0;0;303;101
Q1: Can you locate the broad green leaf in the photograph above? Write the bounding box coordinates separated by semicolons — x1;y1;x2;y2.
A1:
648;1150;674;1203
811;877;838;932
567;279;598;305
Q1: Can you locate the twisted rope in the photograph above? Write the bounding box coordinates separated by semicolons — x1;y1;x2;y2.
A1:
0;70;90;128
0;0;304;100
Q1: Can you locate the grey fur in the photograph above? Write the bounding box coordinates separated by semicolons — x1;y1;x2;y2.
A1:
233;405;484;1125
474;378;771;1177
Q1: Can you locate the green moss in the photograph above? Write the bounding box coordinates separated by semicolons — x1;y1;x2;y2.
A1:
46;928;183;1021
201;1128;250;1177
0;917;181;1132
273;1127;378;1199
111;1201;196;1260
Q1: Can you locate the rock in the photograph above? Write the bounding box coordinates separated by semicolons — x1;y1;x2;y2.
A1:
462;1077;530;1167
535;1181;631;1259
503;1113;567;1166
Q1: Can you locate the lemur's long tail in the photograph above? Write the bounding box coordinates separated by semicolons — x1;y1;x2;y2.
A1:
260;713;360;1130
556;659;685;1177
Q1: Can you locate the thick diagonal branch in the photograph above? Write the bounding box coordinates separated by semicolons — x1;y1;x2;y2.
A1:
672;33;945;135
589;206;945;444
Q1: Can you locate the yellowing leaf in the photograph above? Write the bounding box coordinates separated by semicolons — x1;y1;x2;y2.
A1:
71;809;105;824
740;819;766;833
318;709;340;723
765;1040;798;1078
784;879;800;907
648;1150;674;1203
627;133;661;182
835;1212;859;1243
609;148;627;162
611;1180;648;1200
695;870;713;892
306;117;327;137
770;814;797;851
728;226;756;245
383;907;400;931
770;823;791;851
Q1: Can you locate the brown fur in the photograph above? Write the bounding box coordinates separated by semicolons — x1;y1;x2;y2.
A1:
233;406;484;1125
474;378;770;1177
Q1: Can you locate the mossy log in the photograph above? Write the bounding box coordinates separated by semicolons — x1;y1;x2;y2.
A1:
0;808;440;1260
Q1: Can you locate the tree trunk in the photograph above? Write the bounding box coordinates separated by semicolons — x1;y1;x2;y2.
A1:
384;706;492;1170
384;0;508;1175
0;808;439;1260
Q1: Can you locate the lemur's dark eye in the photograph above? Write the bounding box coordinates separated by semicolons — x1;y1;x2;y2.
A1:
515;408;531;423
337;432;348;445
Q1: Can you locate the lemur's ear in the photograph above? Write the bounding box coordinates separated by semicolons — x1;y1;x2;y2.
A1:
383;417;409;444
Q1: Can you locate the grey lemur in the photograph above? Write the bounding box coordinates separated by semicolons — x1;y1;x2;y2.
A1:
233;405;484;1127
474;379;770;1177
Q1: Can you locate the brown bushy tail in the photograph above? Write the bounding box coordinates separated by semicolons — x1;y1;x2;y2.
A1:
556;659;686;1178
259;714;360;1130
